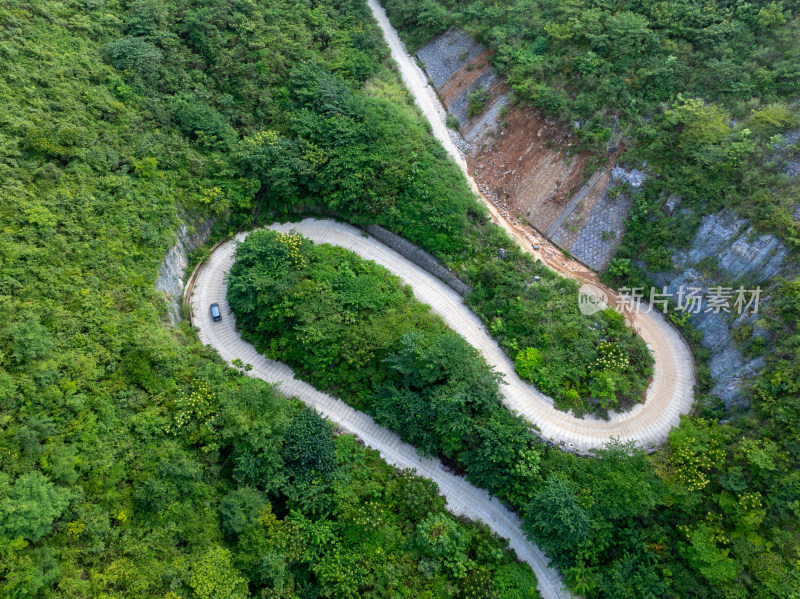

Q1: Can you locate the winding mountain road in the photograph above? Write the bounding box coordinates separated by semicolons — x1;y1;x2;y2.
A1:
365;0;695;450
189;223;567;599
186;5;695;596
189;215;692;597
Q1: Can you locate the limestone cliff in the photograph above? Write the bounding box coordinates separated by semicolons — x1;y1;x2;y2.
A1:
155;216;214;324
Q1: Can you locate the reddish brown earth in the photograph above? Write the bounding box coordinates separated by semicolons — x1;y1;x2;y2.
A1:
437;50;498;105
468;104;591;233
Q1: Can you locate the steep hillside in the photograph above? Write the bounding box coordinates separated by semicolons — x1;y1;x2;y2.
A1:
0;1;546;596
416;29;632;270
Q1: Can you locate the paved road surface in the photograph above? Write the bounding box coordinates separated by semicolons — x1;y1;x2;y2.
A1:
187;5;696;594
190;225;568;599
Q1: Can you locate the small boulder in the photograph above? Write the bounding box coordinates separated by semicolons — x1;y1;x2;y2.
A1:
664;194;682;216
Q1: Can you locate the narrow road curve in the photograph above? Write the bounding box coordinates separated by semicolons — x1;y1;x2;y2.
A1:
190;226;568;599
367;0;695;450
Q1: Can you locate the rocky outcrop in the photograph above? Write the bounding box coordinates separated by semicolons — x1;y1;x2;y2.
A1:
610;166;647;189
650;209;796;409
155;216;214;324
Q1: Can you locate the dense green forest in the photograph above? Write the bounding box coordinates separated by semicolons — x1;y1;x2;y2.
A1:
0;0;545;596
2;0;799;597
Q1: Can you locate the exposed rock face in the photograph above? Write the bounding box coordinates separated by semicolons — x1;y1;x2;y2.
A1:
416;30;596;243
776;129;799;179
664;194;682;215
415;28;799;410
550;169;630;271
417;30;508;145
651;209;795;409
672;210;788;281
155;217;214;324
610;166;647;189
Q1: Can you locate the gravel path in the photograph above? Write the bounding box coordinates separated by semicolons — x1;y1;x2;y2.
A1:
366;0;695;450
190;225;568;599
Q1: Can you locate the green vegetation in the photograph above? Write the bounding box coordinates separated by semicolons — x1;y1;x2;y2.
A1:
383;0;800;245
446;112;462;130
215;1;653;414
228;230;800;599
5;0;797;596
383;0;799;144
225;230;669;595
227;230;540;495
468;258;652;414
467;87;491;118
380;3;800;597
0;0;544;596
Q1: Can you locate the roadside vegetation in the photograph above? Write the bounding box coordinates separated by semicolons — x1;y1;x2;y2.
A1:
3;0;798;596
226;231;674;598
383;0;800;249
231;230;800;599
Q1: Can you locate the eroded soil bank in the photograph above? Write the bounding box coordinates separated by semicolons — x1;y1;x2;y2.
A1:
416;29;631;271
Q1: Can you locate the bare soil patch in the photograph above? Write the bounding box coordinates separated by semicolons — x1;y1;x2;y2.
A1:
468;105;591;233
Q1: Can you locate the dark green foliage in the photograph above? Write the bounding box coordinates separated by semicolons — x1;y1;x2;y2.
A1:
226;231;700;598
523;476;590;566
0;472;72;543
182;0;653;415
5;0;796;594
384;0;800;148
467;255;653;413
219;487;269;537
374;1;798;593
226;230;549;499
281;409;337;481
468;86;491;118
0;0;540;596
384;0;800;249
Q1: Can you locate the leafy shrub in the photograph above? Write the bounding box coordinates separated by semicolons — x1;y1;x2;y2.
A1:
446;112;460;130
467;87;491;118
0;472;72;543
103;36;162;81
